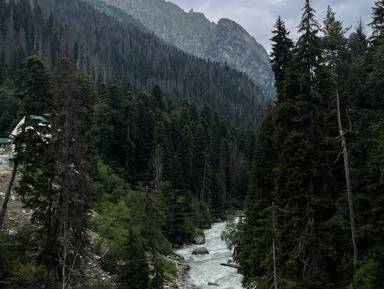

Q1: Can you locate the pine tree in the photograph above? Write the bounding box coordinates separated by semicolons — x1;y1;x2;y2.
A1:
188;102;199;124
266;1;338;286
178;125;194;192
349;19;368;58
236;104;279;288
117;228;150;289
193;123;208;201
322;6;350;73
120;81;137;176
13;56;58;266
107;83;126;167
270;16;294;97
322;5;358;269
151;83;164;110
51;58;93;288
135;98;154;182
359;121;384;288
0;84;19;136
90;93;115;162
345;20;368;109
14;55;52;116
353;17;384;286
370;0;384;41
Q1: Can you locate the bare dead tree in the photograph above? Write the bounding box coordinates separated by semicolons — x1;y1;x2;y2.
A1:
322;6;357;267
152;144;163;193
0;161;18;229
335;87;358;265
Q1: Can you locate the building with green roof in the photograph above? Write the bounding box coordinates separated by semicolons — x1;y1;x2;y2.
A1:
0;138;12;148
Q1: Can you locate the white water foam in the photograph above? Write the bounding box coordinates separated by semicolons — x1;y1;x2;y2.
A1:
175;221;243;289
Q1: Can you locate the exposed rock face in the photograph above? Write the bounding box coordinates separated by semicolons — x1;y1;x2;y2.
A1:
192;247;209;255
209;19;275;99
86;0;276;99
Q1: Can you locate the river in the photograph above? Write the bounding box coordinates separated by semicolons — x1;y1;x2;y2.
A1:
174;221;244;289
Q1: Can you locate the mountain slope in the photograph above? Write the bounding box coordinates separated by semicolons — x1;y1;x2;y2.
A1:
84;0;276;99
0;0;266;125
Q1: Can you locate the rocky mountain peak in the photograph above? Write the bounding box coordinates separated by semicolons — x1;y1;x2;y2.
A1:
86;0;276;99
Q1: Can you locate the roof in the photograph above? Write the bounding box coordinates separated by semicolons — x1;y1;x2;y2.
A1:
30;114;50;124
0;138;11;144
9;115;51;138
10;117;25;138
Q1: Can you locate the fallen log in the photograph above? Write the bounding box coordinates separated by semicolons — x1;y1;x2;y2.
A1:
220;263;241;269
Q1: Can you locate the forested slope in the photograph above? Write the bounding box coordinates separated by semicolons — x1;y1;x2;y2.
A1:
0;0;265;128
0;1;260;287
0;53;256;288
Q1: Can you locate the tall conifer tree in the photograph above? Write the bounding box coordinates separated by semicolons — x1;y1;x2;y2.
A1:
51;58;93;288
237;1;341;287
270;16;294;97
14;56;58;268
322;6;358;271
236;103;279;288
273;1;337;285
370;0;384;40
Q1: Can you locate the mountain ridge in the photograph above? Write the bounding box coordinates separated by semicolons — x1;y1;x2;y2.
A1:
84;0;276;99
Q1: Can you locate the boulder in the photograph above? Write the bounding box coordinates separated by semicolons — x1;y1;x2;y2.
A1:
208;282;219;286
192;247;209;255
192;228;205;245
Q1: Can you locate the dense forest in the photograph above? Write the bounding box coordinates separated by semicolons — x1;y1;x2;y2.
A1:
0;0;258;284
0;52;256;287
0;0;265;127
1;0;384;288
0;0;262;288
226;1;384;288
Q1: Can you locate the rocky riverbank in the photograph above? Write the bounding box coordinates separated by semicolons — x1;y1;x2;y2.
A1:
164;252;198;289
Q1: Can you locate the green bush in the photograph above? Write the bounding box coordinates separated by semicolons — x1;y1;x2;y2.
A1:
161;259;177;281
2;261;48;289
354;259;381;289
82;279;114;289
0;232;16;281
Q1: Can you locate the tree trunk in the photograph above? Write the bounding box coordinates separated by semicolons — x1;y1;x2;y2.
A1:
336;88;358;266
153;144;163;192
200;150;207;202
220;263;241;269
0;161;18;229
272;201;278;289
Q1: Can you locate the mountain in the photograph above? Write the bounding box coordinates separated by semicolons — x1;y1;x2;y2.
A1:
84;0;276;99
0;0;266;126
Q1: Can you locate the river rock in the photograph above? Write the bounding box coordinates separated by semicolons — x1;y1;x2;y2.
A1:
192;228;205;244
192;247;209;255
208;282;219;286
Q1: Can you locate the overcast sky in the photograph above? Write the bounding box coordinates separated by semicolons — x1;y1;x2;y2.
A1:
169;0;376;53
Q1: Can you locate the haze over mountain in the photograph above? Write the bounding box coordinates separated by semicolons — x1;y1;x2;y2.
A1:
84;0;276;99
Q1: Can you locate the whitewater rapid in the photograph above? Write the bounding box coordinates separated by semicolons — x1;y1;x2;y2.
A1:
174;221;243;289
